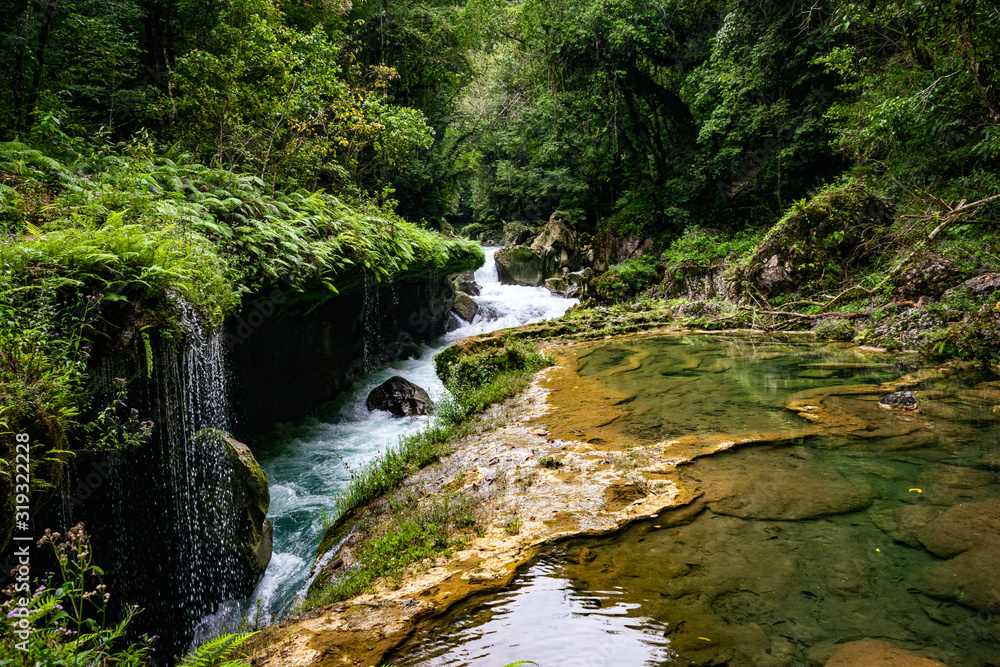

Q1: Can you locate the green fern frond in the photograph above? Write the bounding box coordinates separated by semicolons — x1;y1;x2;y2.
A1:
177;632;256;667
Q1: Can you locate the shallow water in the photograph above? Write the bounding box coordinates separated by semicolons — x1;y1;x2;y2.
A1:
192;248;576;638
391;336;1000;667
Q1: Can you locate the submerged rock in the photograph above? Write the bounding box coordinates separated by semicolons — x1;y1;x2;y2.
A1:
879;390;919;410
917;499;1000;610
824;638;949;666
366;376;432;416
870;505;944;548
702;449;876;520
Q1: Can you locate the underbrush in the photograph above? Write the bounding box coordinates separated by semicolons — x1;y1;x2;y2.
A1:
0;140;481;519
307;492;480;608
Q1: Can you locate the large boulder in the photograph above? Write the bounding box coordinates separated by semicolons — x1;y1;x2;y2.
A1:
495;245;546;286
916;499;1000;610
366;376;432;416
452;292;479;322
195;429;272;582
496;217;582;286
730;184;893;298
529;217;579;276
895;252;964;299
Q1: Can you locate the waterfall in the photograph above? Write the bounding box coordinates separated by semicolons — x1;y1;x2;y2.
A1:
157;302;242;638
70;300;256;659
190;247;578;635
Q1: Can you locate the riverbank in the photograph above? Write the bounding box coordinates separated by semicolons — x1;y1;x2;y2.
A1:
252;330;999;666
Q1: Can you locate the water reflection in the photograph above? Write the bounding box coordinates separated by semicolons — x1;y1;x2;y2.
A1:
393;558;677;667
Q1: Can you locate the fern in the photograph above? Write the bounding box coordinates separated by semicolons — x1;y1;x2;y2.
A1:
177;632;257;667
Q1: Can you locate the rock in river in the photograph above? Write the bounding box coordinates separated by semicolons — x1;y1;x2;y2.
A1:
879;390;919;410
366;376;432;416
916;499;1000;611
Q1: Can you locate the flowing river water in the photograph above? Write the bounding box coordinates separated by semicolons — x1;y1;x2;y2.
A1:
196;253;1000;667
194;248;577;637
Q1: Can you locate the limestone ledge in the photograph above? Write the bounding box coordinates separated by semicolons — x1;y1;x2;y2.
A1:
255;337;988;667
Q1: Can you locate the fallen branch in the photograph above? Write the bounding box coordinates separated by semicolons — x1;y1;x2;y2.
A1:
738;300;899;322
815;192;1000;314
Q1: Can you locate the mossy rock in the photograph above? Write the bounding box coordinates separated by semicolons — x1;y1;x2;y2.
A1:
192;428;272;579
731;184;893;298
495;245;545;286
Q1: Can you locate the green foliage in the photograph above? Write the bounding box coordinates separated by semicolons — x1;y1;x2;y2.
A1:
0;523;155;666
177;632;256;667
434;338;553;416
932;308;1000;364
662;226;765;267
310;493;479;605
538;455;564;469
503;517;523;535
593;254;660;302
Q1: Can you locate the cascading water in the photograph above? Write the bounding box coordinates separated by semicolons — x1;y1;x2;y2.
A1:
159;303;243;632
77;300;259;658
193;247;577;637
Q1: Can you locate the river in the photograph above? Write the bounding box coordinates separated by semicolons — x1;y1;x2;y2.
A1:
194;247;577;638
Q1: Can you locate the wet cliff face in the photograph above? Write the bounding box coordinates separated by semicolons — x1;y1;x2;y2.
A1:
11;273;457;659
226;276;456;439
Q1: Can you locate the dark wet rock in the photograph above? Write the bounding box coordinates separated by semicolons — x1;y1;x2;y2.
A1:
455;270;480;296
824;638;949;666
444;313;465;333
703;453;875;520
869;505;944;548
896;252;964;299
879;391;919;410
452;292;479;322
495;245;545;286
366;376;432;416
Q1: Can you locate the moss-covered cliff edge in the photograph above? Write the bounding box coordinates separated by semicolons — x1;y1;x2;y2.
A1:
0;144;483;551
